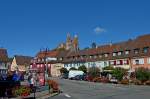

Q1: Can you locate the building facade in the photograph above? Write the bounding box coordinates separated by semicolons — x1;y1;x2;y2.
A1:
0;48;9;74
33;34;150;77
10;55;33;72
58;34;150;71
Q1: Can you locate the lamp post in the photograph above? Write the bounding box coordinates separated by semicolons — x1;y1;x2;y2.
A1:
44;48;48;86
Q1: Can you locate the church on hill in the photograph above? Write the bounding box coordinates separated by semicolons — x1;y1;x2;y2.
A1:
57;33;79;52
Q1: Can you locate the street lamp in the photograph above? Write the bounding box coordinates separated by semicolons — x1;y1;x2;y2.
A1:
44;48;48;86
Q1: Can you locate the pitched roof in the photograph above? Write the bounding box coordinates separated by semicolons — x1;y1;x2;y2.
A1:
36;50;59;58
61;34;150;62
15;55;33;65
0;48;8;62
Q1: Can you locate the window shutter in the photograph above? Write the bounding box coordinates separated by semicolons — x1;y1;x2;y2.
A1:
126;60;129;65
120;60;123;65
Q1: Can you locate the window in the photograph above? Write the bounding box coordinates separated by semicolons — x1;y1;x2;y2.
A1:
133;58;144;65
143;47;149;53
135;60;139;65
123;60;129;65
118;52;122;56
147;58;150;64
125;50;130;55
116;60;120;65
42;58;44;62
59;57;63;61
116;60;123;65
110;61;116;65
113;52;117;56
94;55;97;58
104;53;109;57
99;55;102;58
134;49;140;54
90;55;92;59
38;59;41;62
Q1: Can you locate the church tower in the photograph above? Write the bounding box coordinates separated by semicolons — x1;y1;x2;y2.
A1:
66;33;72;50
73;34;79;51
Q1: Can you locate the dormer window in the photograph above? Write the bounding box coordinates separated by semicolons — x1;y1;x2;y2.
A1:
104;53;109;57
89;55;92;59
125;50;130;55
59;57;63;61
118;51;122;56
99;54;102;58
143;47;149;53
113;52;117;56
134;48;140;54
94;55;97;59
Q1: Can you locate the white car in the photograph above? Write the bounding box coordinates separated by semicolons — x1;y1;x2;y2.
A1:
68;70;84;79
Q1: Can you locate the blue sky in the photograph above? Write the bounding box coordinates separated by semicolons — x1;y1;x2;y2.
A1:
0;0;150;57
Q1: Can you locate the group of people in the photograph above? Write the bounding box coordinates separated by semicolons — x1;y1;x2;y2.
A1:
0;71;22;97
0;71;22;82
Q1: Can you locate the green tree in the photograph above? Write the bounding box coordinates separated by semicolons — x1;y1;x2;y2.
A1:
135;67;150;83
78;65;87;73
60;67;68;74
69;67;77;70
88;67;100;78
112;68;127;81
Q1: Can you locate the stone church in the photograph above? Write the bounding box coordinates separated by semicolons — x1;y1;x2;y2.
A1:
57;33;79;52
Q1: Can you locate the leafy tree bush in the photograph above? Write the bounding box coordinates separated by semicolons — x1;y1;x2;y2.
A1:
60;67;68;74
112;67;127;81
78;65;87;73
135;67;150;83
69;67;77;70
88;67;100;78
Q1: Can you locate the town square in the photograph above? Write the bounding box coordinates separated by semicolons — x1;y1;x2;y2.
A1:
0;0;150;99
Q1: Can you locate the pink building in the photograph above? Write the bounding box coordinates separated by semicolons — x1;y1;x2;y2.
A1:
131;57;150;70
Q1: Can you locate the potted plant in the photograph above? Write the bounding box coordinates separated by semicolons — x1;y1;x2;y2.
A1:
12;85;31;98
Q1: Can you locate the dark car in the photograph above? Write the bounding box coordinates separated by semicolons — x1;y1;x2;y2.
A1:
74;74;86;80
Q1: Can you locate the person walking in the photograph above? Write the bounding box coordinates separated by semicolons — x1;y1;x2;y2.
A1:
29;75;36;93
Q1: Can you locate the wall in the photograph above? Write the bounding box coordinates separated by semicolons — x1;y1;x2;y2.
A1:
51;63;64;77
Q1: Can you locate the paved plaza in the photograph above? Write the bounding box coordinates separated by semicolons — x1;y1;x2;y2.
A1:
50;78;150;99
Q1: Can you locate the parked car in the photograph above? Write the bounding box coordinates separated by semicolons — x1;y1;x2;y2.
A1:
68;70;84;79
74;75;86;80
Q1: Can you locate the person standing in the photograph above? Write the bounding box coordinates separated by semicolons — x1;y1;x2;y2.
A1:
29;75;36;93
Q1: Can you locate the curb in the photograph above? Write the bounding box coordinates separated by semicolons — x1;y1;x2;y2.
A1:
37;92;59;99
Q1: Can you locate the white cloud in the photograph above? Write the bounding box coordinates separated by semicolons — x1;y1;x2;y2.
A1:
94;26;106;34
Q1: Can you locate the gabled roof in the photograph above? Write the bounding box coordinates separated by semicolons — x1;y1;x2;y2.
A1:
36;50;59;58
15;55;33;65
